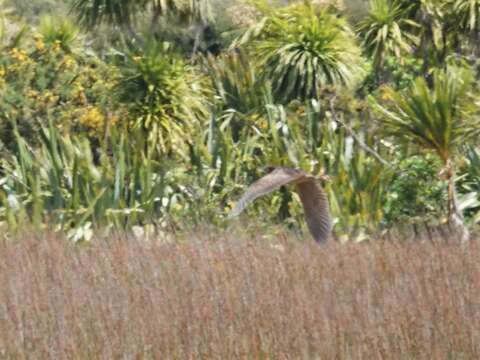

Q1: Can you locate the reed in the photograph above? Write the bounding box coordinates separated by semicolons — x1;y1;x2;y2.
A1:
1;230;478;358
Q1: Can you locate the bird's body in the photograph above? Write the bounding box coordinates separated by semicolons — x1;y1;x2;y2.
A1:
229;167;332;243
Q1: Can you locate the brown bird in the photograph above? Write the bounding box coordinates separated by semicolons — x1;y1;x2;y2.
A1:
229;166;332;243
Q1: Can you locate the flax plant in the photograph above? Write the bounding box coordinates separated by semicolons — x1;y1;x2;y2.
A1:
0;121;171;240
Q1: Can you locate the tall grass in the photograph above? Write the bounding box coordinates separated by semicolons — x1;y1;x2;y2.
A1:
1;231;479;358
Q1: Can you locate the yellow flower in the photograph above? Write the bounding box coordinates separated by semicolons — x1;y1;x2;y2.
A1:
79;106;105;131
26;89;39;98
108;113;120;125
35;39;45;51
381;90;393;101
10;48;29;62
63;56;76;69
48;95;59;105
77;91;87;104
258;121;268;131
52;41;62;52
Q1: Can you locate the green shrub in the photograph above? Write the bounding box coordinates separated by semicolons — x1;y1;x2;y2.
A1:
383;155;448;226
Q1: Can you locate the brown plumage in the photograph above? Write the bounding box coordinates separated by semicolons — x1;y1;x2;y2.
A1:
229;167;332;243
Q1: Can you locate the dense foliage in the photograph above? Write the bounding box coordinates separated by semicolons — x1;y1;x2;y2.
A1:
0;0;479;241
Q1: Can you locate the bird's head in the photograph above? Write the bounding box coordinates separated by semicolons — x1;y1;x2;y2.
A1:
316;174;331;182
261;165;278;174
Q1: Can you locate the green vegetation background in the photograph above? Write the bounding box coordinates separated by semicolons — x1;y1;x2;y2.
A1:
1;0;479;241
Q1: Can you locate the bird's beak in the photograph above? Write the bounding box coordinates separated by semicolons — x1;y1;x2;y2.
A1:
317;174;331;182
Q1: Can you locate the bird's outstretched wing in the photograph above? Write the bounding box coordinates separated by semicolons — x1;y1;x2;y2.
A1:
296;178;332;243
229;167;306;218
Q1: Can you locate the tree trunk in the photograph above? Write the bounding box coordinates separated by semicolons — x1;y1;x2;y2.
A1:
445;160;470;242
122;21;141;46
191;24;205;59
150;4;162;37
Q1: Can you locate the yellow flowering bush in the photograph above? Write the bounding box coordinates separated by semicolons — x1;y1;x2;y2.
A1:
78;106;121;135
0;32;119;151
79;106;104;130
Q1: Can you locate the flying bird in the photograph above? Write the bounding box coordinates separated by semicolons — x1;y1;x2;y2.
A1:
229;166;332;243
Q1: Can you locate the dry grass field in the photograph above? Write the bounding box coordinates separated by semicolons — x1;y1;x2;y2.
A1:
1;231;479;358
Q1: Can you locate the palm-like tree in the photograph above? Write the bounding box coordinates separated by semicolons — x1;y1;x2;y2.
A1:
357;0;418;79
395;0;459;74
237;0;363;103
414;1;450;74
71;0;212;41
452;0;480;53
71;0;142;36
117;41;211;156
374;66;479;240
452;0;480;32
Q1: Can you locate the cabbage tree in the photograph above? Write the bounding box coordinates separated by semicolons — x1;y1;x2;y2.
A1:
357;0;418;78
236;0;364;103
71;0;212;41
452;0;480;53
374;66;480;241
